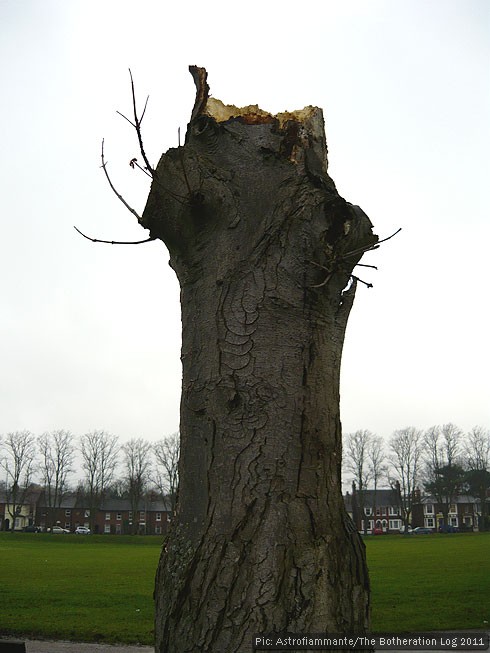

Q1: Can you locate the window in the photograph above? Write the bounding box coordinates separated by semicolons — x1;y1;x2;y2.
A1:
104;524;111;534
425;504;434;514
128;511;132;520
364;507;372;516
155;526;162;535
449;504;457;514
156;512;161;521
105;513;111;521
65;522;71;529
450;517;458;526
84;510;90;518
389;506;397;516
426;517;435;528
389;520;401;530
140;511;145;521
376;507;381;516
65;509;71;516
116;513;122;521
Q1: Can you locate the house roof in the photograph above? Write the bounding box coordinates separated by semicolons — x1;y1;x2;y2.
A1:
99;497;172;512
345;488;400;509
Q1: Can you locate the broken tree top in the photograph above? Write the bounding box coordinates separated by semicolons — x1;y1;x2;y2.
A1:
141;65;377;286
187;64;330;174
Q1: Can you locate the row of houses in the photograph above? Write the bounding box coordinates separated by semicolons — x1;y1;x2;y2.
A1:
0;487;173;535
344;489;488;534
1;485;486;536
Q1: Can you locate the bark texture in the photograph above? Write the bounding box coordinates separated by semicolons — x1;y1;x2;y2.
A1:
142;67;376;653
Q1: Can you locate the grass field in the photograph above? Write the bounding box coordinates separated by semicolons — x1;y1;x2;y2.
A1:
0;533;161;644
366;533;490;632
0;532;488;644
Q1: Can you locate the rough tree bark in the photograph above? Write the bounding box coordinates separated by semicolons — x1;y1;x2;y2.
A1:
142;67;376;653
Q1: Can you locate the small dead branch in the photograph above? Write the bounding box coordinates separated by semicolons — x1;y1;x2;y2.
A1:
350;274;373;288
342;227;402;261
73;226;155;245
308;227;401;289
116;68;154;177
101;139;142;221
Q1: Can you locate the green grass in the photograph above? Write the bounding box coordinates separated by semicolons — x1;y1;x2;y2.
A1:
0;532;489;644
365;532;490;632
0;533;162;644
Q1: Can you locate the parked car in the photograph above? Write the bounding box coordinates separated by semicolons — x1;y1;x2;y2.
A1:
23;525;42;533
399;526;413;534
439;525;459;533
412;527;434;534
75;526;91;535
373;527;386;535
51;526;70;534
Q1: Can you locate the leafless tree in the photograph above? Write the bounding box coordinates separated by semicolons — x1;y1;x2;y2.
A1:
79;430;119;531
464;426;490;531
465;426;489;471
344;430;373;533
153;432;179;511
38;430;75;521
122;437;152;534
367;434;387;521
0;430;37;530
389;427;423;532
423;423;464;527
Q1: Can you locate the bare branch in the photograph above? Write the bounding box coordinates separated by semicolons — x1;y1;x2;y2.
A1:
101;139;142;221
74;226;155;245
130;157;153;179
129;68;154;176
350;274;373;288
343;227;402;261
116;110;136;129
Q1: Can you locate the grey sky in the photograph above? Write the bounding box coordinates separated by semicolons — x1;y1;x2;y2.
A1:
1;0;488;445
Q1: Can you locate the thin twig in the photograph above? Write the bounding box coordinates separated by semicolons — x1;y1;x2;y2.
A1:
129;68;154;176
116;110;136;128
116;70;154;176
101;139;142;221
130;158;153;179
74;226;155;245
343;227;402;260
351;274;373;288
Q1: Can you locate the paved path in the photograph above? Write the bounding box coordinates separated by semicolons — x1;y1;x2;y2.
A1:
23;641;153;653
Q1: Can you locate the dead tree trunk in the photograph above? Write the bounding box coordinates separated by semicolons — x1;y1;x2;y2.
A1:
142;67;375;653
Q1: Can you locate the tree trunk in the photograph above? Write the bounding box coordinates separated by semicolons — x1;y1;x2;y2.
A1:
142;67;376;652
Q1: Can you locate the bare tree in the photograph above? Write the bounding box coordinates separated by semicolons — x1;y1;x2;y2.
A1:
344;430;373;533
367;435;387;522
0;431;37;530
389;427;423;532
38;430;75;525
97;66;382;650
79;430;119;532
122;437;152;534
153;433;179;511
464;426;490;531
423;423;464;528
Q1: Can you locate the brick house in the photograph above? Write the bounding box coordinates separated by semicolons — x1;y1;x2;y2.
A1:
95;497;172;535
36;491;90;532
411;494;481;531
34;491;172;534
344;488;403;534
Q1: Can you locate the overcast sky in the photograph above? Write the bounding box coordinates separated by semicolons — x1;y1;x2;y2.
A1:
1;0;488;449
